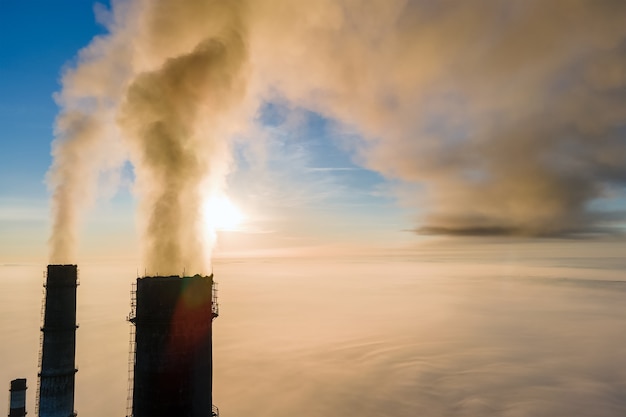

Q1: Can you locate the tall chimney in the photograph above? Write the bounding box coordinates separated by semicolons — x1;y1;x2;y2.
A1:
8;378;27;417
38;265;78;417
128;274;218;417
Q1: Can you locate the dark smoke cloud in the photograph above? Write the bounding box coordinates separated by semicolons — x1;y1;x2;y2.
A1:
249;0;626;237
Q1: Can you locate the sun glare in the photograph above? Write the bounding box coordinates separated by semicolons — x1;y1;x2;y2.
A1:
203;195;244;231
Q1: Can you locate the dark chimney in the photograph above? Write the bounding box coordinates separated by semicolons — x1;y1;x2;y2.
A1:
128;274;218;417
38;265;78;417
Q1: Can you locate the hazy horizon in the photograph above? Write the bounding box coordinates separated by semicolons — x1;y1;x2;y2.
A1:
2;250;626;416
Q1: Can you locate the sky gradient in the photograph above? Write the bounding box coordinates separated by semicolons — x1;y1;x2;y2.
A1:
2;2;626;416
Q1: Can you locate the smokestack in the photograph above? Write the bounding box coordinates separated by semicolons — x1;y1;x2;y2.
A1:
128;274;218;417
38;265;78;417
8;379;27;417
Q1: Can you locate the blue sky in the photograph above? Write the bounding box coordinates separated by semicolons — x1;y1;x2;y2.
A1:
1;2;109;196
0;2;111;262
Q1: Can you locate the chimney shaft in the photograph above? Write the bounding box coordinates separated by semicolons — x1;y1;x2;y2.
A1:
38;265;78;417
129;275;216;417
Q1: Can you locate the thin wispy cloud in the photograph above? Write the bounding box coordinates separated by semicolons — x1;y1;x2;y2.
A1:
306;167;358;172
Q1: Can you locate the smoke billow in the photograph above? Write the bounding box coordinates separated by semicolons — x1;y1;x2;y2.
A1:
249;0;626;237
48;0;248;273
48;0;626;267
119;34;247;274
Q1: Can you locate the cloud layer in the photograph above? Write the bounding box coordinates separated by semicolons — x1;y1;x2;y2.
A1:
214;259;626;417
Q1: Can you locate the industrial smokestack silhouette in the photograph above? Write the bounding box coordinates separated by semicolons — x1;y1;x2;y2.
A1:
127;274;219;417
8;378;27;417
38;265;78;417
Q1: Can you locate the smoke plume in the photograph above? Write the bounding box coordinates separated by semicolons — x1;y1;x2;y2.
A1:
48;0;248;273
119;34;247;274
48;0;626;267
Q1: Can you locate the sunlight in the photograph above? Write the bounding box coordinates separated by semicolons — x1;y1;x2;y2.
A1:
203;195;245;232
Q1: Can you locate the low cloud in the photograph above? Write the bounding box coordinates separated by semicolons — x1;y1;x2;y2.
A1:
214;259;626;417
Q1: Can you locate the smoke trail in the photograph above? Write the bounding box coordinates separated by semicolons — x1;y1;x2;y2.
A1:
48;113;102;263
47;6;135;263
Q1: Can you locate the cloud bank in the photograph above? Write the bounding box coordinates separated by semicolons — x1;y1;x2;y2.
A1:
214;259;626;417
